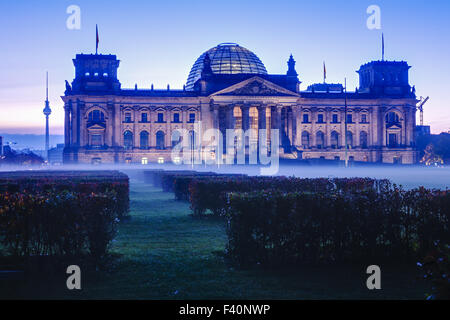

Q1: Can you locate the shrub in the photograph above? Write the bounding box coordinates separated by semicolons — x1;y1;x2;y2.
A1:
225;186;450;267
0;171;130;218
0;190;119;264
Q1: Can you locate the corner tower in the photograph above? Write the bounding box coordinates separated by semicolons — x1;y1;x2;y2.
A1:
70;54;121;94
357;61;414;97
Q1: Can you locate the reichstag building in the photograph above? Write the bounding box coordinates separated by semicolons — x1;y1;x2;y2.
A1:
62;42;418;164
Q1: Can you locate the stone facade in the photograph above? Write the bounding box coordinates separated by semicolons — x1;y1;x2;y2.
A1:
62;45;418;165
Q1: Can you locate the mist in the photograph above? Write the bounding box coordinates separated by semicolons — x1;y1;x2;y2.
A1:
1;161;449;190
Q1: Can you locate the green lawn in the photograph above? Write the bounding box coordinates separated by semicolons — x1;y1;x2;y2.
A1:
1;179;429;299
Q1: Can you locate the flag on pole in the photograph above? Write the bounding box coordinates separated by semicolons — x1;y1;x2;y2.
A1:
323;61;327;83
96;25;99;54
382;33;384;61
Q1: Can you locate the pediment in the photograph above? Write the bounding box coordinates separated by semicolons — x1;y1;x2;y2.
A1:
87;123;106;130
387;124;402;130
211;76;299;97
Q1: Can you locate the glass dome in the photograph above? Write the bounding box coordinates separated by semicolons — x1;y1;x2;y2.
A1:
185;43;268;90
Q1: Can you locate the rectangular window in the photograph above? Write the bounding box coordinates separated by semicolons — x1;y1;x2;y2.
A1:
317;114;324;123
361;114;367;123
125;112;132;123
332;114;339;123
346;114;353;123
173;113;180;123
188;113;195;123
157;113;164;123
91;134;102;146
141;113;148;123
302;114;309;123
389;134;398;147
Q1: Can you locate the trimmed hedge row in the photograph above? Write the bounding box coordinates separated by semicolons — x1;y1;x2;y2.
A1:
0;171;130;218
186;176;391;216
226;188;450;266
0;190;119;263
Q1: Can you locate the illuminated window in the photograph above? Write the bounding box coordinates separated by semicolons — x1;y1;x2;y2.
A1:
233;107;242;129
249;107;258;130
141;157;148;165
157;157;164;164
173;156;181;165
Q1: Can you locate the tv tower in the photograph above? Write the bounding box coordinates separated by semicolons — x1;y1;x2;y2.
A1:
43;72;52;160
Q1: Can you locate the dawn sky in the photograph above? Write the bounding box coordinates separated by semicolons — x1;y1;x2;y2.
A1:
0;0;449;135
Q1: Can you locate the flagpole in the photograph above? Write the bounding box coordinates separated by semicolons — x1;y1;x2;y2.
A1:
382;33;384;61
96;24;99;55
344;78;348;168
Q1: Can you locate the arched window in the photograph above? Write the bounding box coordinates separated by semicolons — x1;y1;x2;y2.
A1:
249;107;258;130
316;131;324;149
171;129;182;147
346;131;353;148
156;131;165;150
360;131;368;149
140;131;149;149
124;131;133;150
385;112;400;125
233;106;242;129
331;131;339;149
88;110;105;123
301;131;310;148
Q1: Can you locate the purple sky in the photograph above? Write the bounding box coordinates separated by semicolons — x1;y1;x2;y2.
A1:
0;0;449;135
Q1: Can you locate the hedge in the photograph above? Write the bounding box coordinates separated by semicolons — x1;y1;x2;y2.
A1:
0;171;130;218
0;190;119;263
186;176;391;216
226;187;450;267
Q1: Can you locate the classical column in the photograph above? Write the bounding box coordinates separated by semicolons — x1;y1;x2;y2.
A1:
276;105;283;147
258;105;266;130
64;104;71;147
212;104;220;130
294;106;302;147
241;105;250;131
287;108;293;149
226;105;234;130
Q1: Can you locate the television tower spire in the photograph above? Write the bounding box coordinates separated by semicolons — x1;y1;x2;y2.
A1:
43;72;52;160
